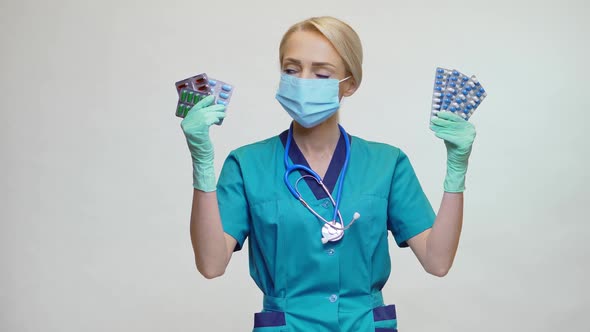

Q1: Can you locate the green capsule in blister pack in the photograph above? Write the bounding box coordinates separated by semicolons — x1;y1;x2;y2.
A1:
175;87;209;118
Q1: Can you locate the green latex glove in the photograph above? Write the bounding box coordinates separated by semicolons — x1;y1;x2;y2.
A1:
430;111;476;192
180;95;226;192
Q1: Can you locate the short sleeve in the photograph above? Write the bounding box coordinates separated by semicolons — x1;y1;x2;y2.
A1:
216;152;250;251
388;150;435;248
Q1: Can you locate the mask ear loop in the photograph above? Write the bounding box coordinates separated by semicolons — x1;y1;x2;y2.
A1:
339;76;352;83
338;76;353;104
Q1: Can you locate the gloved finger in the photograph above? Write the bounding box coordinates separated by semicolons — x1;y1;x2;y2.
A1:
183;111;226;129
435;111;466;122
435;131;461;144
430;122;465;135
435;117;476;134
429;122;444;132
203;111;227;126
430;116;452;127
184;103;224;123
437;131;475;148
200;104;226;113
193;95;215;111
430;124;456;137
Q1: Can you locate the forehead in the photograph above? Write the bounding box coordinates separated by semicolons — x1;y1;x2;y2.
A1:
282;30;344;67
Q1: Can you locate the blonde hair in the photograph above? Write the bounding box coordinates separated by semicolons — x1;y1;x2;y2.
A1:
279;16;363;87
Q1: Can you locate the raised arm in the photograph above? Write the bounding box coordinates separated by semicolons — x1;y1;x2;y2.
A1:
180;95;235;279
408;111;476;276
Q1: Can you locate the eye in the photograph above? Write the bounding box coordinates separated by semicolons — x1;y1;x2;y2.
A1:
283;68;298;75
314;68;334;79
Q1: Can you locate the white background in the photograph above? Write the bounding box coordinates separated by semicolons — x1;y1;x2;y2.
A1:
1;0;588;331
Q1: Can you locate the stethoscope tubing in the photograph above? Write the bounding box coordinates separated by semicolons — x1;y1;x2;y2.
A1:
283;123;352;230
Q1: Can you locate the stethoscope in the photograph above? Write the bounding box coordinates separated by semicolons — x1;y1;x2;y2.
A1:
283;123;360;244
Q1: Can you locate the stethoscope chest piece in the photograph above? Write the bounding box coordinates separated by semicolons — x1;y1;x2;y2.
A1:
284;124;360;245
321;221;344;244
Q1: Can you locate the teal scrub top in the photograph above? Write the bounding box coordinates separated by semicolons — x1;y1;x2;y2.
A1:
217;129;435;332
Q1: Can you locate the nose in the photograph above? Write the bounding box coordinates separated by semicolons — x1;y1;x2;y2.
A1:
299;67;315;79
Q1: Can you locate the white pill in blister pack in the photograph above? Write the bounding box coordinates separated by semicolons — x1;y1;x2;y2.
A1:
430;67;453;116
430;67;487;121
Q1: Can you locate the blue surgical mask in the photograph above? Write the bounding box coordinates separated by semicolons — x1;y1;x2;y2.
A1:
275;74;351;128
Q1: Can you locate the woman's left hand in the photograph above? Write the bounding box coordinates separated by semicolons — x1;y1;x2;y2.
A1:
430;111;476;192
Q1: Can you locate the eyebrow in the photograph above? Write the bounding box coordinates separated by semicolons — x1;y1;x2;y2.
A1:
283;58;336;69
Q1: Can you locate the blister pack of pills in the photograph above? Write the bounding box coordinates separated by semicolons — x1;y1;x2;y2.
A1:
175;88;209;118
175;73;211;96
430;67;487;121
174;73;235;121
207;78;234;106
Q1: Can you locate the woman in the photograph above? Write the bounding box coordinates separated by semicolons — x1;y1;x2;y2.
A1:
181;16;475;332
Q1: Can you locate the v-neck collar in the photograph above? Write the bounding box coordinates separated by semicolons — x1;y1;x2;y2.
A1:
279;128;350;200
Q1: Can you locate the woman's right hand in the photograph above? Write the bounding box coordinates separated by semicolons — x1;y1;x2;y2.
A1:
180;95;226;192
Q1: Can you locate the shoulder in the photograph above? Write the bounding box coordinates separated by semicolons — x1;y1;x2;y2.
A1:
219;134;284;184
350;135;406;162
226;134;282;162
233;135;279;152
